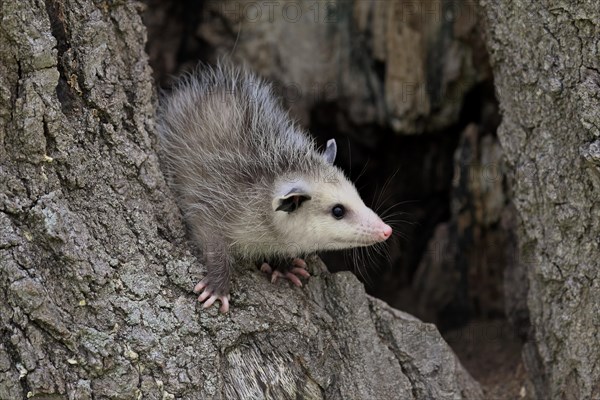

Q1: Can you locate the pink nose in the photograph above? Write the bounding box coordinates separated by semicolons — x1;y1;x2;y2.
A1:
380;224;392;240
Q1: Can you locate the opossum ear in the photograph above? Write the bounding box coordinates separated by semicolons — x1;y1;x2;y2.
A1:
273;187;312;213
324;139;337;165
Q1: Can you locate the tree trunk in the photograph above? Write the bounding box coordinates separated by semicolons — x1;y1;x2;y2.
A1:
0;1;482;398
480;1;600;398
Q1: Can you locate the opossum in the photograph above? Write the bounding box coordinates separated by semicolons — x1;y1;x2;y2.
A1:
157;64;392;313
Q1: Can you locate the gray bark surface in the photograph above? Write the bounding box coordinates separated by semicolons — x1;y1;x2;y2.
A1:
0;1;482;399
480;1;600;398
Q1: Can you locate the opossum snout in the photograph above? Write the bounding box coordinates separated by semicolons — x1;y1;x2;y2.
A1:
379;224;392;241
373;222;392;242
363;210;392;243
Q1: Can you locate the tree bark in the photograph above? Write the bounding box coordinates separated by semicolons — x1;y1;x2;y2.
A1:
480;1;600;398
0;1;482;399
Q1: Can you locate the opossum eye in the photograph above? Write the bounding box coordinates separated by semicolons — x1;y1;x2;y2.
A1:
331;204;345;219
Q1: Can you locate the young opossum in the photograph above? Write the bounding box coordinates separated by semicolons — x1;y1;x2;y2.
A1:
158;64;392;313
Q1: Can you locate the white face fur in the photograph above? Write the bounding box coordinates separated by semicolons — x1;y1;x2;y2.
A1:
271;140;392;255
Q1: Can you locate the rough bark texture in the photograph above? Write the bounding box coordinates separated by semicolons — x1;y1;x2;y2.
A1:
480;1;600;399
0;1;483;398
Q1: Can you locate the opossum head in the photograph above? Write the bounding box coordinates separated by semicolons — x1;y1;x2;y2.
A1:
271;140;392;253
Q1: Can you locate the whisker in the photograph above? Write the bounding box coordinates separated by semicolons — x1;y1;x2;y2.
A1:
353;247;364;281
378;199;419;218
380;213;412;223
360;247;375;287
382;219;416;227
373;167;401;212
354;157;370;185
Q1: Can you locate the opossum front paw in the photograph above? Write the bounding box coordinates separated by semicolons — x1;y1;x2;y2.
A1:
193;279;230;313
260;258;310;287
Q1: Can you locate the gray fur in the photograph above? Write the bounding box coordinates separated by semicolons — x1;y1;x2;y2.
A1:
157;64;383;299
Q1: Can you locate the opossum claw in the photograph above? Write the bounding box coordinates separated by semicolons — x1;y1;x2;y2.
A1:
291;267;310;278
270;269;284;284
193;280;207;293
261;259;310;287
220;295;230;313
194;279;230;313
292;258;307;269
260;262;273;274
284;272;303;287
198;290;211;302
272;269;301;285
203;294;218;308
